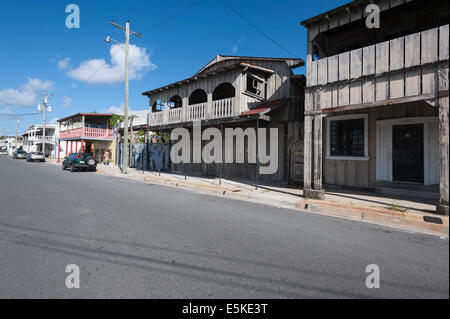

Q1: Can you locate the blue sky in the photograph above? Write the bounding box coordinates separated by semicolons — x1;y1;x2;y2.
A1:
0;0;347;134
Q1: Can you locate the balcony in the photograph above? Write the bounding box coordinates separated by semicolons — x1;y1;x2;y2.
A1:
150;97;235;126
306;25;449;111
24;136;55;143
59;127;114;140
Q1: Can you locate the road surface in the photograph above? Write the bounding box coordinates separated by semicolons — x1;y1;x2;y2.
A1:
0;156;448;298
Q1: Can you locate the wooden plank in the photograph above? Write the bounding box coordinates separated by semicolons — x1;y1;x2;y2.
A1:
390;0;404;8
318;92;444;114
362;78;375;103
375;76;389;101
438;62;449;213
422;65;438;95
329;15;339;29
338;82;350;106
308;60;318;87
390;72;404;99
405;69;421;96
350;6;362;22
328;55;339;83
320;86;332;109
405;32;421;67
339;10;350;26
421;28;438;64
303;116;312;189
317;58;328;85
350;49;362;79
376;41;389;74
390;37;404;71
350;81;362;105
440;25;449;61
378;0;390;11
313;115;322;190
363;45;375;76
331;84;339;108
339;52;350;80
319;19;329;33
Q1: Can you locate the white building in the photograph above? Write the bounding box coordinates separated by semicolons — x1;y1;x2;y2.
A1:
22;124;60;158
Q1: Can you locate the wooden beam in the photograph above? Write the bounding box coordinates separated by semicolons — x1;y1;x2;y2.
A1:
309;91;449;115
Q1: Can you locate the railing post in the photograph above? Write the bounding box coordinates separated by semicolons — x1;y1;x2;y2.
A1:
207;92;212;119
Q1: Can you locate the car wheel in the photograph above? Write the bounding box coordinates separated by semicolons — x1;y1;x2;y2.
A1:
62;164;66;170
70;165;76;172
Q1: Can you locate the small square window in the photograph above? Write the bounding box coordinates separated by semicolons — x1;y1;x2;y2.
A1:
330;118;365;157
246;75;263;97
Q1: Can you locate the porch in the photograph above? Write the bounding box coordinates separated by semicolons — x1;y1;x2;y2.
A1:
149;97;236;126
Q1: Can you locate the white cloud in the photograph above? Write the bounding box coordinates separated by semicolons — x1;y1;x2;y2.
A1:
62;96;72;107
66;44;156;85
57;57;70;70
101;103;125;114
0;77;54;107
232;45;238;54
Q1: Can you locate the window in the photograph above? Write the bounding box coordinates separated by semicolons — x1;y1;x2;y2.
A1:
152;100;164;112
246;74;264;98
327;115;368;159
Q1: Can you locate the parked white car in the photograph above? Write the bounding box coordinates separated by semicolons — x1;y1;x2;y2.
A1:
27;151;45;162
0;148;8;155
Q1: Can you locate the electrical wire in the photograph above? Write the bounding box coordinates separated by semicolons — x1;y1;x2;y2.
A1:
219;0;299;57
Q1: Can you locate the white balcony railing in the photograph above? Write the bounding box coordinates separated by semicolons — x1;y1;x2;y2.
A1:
187;102;206;121
212;97;234;119
148;98;237;126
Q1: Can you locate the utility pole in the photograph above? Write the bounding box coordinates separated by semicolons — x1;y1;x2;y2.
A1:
109;20;141;174
37;92;52;158
15;118;19;151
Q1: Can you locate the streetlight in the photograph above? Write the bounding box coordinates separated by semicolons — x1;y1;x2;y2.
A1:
106;20;141;174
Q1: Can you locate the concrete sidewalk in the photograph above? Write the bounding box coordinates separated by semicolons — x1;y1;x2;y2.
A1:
46;158;449;237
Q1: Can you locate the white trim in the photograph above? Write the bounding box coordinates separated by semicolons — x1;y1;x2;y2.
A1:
376;116;439;185
326;113;369;161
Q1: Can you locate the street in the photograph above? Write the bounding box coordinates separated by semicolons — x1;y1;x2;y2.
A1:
0;156;448;298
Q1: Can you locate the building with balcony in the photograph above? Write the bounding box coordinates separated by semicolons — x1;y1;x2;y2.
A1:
22;124;59;157
142;55;305;183
301;0;449;214
57;113;116;164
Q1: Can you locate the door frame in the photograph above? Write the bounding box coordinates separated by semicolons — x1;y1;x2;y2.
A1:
376;116;438;185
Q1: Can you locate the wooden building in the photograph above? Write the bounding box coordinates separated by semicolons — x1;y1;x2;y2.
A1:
301;0;449;214
142;55;305;183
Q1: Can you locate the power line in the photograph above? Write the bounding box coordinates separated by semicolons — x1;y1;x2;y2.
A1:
140;0;202;34
219;0;298;57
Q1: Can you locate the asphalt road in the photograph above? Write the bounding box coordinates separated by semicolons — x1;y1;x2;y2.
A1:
0;156;448;298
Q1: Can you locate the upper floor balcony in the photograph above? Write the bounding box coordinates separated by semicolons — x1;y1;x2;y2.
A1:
150;97;236;126
25;135;55;143
57;113;115;140
59;127;114;140
143;55;304;128
305;22;449;112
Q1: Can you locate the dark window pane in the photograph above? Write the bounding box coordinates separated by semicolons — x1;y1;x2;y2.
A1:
330;118;365;156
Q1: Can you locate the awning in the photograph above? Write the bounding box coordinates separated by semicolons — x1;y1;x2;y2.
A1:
240;98;290;116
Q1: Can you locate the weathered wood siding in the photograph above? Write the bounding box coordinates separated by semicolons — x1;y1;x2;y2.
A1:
306;25;449;110
322;101;439;188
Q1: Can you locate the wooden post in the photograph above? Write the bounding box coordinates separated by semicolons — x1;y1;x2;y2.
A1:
303;114;312;190
255;119;259;190
438;64;449;215
81;115;85;138
313;114;323;190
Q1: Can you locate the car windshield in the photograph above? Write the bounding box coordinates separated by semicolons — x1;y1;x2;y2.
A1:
80;153;93;159
17;151;26;154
